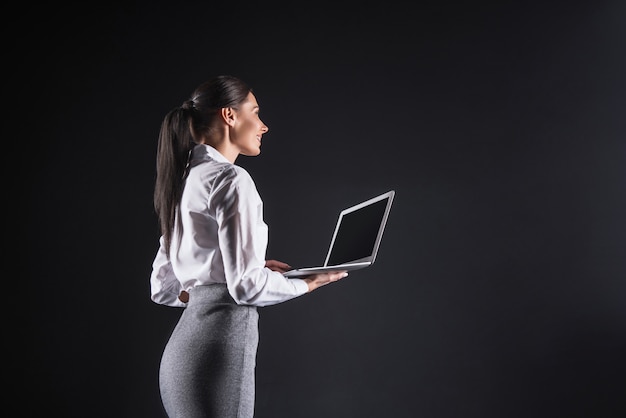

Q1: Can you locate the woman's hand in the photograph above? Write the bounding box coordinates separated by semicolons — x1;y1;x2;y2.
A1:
265;259;292;273
265;260;348;292
303;271;348;292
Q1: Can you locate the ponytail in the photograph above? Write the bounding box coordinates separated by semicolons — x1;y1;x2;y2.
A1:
154;106;195;256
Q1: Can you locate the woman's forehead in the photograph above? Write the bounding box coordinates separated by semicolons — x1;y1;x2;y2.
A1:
243;92;259;108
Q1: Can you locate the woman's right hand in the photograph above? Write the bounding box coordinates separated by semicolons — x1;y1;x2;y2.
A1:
303;271;348;292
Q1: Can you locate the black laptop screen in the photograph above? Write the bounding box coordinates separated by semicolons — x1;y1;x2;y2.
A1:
326;197;388;266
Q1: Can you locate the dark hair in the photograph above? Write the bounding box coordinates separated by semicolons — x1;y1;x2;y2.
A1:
154;75;252;256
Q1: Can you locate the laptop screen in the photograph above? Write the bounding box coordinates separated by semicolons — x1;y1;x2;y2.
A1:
325;194;392;266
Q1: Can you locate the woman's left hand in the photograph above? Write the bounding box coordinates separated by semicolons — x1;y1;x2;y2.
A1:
265;259;292;273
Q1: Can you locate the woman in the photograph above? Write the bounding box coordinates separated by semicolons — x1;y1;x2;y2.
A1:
150;75;347;417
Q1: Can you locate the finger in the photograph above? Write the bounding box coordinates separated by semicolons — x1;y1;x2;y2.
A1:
269;266;289;273
266;260;291;268
321;271;347;283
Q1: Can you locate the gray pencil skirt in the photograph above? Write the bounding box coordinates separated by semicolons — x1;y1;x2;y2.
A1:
159;284;259;418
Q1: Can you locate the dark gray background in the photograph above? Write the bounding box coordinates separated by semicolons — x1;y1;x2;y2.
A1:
26;1;625;417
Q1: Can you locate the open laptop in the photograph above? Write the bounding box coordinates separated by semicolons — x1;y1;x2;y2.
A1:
283;190;395;278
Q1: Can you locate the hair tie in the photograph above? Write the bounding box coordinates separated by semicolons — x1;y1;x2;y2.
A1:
181;100;195;111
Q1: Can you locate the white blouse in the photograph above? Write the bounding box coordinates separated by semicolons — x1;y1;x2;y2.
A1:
150;144;308;307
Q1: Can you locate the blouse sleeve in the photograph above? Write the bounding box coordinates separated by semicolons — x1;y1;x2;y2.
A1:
210;167;309;306
150;236;187;308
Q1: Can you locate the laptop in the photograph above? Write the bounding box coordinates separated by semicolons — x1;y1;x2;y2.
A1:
283;190;395;278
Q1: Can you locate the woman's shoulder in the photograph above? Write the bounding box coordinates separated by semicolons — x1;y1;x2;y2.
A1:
218;163;252;180
212;163;256;190
209;164;261;207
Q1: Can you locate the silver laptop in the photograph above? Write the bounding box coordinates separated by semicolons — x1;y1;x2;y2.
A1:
283;190;395;278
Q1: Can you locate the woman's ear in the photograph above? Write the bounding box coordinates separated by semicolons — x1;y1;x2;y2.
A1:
221;107;236;126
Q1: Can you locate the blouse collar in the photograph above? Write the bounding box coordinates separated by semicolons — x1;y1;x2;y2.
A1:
192;144;231;164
